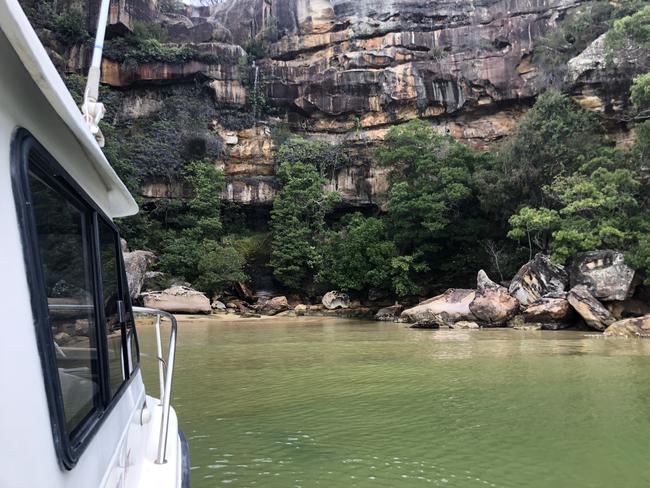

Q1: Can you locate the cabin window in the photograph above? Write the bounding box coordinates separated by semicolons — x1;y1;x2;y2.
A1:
97;218;125;397
29;167;101;434
12;131;140;468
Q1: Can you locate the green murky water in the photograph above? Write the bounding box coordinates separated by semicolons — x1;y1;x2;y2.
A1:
139;317;650;488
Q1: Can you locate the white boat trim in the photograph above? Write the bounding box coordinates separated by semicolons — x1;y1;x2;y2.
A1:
0;3;188;487
0;0;138;218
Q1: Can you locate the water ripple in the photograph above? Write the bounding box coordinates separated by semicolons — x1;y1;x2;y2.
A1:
138;319;650;488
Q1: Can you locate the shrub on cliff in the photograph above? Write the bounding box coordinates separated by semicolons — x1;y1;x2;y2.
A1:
631;73;650;111
606;5;650;57
274;137;349;178
104;33;224;65
22;0;90;46
54;10;90;45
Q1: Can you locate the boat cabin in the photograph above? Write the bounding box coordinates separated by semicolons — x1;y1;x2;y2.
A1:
0;1;188;486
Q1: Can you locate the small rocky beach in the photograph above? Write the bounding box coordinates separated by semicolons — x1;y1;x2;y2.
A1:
128;246;650;339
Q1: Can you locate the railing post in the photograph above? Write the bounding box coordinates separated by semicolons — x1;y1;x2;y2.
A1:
154;314;165;405
132;307;178;465
157;314;176;464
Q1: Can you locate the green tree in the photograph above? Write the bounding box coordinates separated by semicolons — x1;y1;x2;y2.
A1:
636;120;650;163
270;160;339;290
378;119;492;289
317;214;404;294
476;90;603;220
507;207;561;260
183;159;223;237
379;120;489;251
606;5;650;54
631;73;650;111
156;160;246;296
508;150;646;266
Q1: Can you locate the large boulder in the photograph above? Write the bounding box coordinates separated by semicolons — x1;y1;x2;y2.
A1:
400;289;476;326
451;321;480;330
375;304;403;322
143;286;211;314
470;271;519;325
226;299;254;314
508;254;569;307
255;296;290;316
142;271;169;292
123;250;156;299
604;315;650;338
163;14;220;43
322;291;350;310
477;269;501;292
569;250;636;301
523;296;575;330
567;285;615;331
605;299;650;320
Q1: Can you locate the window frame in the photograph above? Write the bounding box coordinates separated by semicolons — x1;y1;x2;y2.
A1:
11;129;140;469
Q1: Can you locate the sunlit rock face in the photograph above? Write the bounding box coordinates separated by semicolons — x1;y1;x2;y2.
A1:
74;0;646;208
212;0;584;138
88;0;159;35
567;33;645;132
187;0;592;206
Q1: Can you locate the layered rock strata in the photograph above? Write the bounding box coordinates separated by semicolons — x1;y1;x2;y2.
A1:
51;0;643;206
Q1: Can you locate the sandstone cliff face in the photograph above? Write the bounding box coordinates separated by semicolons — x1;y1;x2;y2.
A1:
58;0;640;206
91;0;159;35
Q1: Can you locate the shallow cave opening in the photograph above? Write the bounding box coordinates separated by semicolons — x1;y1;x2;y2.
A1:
222;202;272;234
184;136;207;160
325;203;383;228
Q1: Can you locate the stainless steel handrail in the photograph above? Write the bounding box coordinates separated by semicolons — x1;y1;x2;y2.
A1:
132;306;178;465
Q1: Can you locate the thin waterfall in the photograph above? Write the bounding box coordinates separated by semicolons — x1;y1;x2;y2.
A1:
252;60;260;123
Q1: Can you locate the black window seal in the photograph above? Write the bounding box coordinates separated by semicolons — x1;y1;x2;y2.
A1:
10;128;141;469
95;213;135;395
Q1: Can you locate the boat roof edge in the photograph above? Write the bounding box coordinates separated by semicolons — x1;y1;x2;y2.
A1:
0;0;139;218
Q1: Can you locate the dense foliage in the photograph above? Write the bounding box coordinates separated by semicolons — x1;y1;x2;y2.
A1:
28;1;650;299
268;126;495;297
104;36;225;65
317;214;395;293
270;156;340;290
507;149;644;260
274;137;349;177
141;160;246;297
475;90;603;220
22;0;90;46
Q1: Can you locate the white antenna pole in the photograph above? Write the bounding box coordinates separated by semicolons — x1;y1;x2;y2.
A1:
82;0;111;147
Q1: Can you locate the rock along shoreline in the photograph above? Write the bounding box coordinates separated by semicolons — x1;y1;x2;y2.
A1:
127;247;650;339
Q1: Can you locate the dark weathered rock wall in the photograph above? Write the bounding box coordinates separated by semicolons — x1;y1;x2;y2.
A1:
48;0;642;206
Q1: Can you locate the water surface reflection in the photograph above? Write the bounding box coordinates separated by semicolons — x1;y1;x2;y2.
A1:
139;318;650;488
